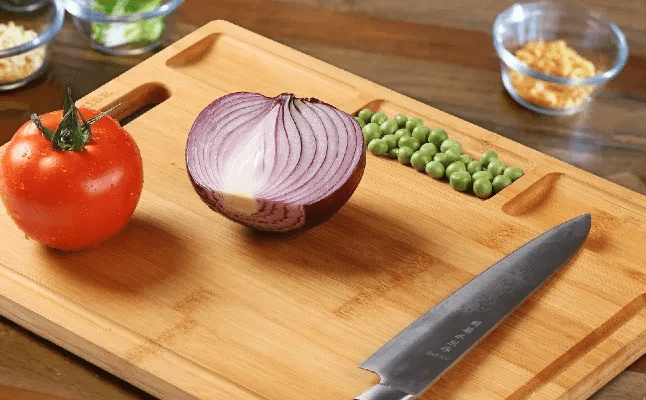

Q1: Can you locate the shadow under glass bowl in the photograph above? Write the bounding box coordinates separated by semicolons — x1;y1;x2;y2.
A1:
492;1;629;115
0;0;65;91
62;0;183;56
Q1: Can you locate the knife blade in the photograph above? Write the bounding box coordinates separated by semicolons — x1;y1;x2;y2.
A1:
355;213;591;400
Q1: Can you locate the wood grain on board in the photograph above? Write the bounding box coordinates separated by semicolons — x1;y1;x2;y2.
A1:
1;0;646;399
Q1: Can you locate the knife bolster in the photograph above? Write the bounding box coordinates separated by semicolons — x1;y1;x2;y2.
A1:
354;384;416;400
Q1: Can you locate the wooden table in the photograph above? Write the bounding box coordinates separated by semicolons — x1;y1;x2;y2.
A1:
1;0;646;399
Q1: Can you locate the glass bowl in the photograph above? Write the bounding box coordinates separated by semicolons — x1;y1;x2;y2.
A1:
493;1;629;115
63;0;183;55
0;0;64;91
0;0;51;13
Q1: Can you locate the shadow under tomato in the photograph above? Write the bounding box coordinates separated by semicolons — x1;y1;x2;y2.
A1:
42;215;193;294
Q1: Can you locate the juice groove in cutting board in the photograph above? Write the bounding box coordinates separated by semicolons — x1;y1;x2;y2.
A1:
1;20;646;400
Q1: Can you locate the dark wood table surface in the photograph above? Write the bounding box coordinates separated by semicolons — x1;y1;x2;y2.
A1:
1;0;646;399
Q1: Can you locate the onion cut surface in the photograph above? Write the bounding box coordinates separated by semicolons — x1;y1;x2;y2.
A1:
186;92;366;232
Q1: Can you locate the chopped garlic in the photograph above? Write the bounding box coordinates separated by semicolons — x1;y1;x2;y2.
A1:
0;21;46;84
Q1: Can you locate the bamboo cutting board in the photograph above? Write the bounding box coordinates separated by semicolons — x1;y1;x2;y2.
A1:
2;21;646;400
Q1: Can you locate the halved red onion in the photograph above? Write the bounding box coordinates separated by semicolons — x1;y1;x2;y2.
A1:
186;92;366;232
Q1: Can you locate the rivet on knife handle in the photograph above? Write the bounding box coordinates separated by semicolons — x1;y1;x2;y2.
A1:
354;213;591;399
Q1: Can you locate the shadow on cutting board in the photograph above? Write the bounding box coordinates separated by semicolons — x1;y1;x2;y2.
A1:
41;215;193;295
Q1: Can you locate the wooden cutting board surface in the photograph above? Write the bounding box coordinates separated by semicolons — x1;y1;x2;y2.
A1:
2;21;646;400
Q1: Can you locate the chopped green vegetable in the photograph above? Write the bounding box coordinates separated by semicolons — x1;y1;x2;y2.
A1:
91;0;165;48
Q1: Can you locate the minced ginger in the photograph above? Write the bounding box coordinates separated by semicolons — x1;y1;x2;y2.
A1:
510;39;596;109
0;22;46;84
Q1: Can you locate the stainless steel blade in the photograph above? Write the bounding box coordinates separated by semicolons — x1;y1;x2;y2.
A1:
356;213;591;400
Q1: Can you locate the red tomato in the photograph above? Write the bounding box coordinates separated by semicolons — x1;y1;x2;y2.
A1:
0;108;143;251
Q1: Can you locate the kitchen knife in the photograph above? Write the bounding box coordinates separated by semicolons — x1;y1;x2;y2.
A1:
355;213;591;400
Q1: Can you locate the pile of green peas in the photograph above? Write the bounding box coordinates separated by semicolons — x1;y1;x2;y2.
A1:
355;108;524;199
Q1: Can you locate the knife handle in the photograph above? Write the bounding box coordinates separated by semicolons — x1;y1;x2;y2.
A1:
355;384;416;400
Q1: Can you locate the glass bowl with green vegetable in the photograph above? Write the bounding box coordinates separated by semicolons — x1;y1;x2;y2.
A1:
0;0;64;90
63;0;183;55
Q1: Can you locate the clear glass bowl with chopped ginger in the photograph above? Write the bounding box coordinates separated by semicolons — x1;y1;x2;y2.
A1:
493;2;629;115
0;0;64;91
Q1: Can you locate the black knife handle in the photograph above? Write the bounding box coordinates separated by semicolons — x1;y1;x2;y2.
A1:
355;384;416;400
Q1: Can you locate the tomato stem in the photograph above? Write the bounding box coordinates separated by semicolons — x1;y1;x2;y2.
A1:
30;87;119;152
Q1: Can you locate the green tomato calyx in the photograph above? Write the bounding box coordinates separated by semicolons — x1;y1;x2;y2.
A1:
30;87;118;152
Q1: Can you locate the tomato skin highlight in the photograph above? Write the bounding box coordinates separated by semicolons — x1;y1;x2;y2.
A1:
0;108;144;251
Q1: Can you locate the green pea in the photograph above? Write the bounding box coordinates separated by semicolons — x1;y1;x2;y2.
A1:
411;126;431;144
504;167;524;181
460;154;472;165
382;134;399;150
467;160;483;175
397;146;415;165
419;143;438;157
371;112;388;125
445;161;466;178
492;174;512;192
394;128;411;141
472;170;493;182
411;151;433;172
380;120;399;136
387;148;399;159
487;160;506;176
449;170;472;192
444;148;461;164
362;123;381;143
355;116;366;128
428;128;449;148
433;152;450;167
405;117;423;132
473;178;493;199
394;113;408;128
368;138;388;155
425;160;445;179
440;138;462;153
357;108;374;123
398;136;421;152
480;151;498;168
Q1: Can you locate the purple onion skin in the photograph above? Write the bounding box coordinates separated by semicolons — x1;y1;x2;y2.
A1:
186;92;366;232
299;151;366;229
